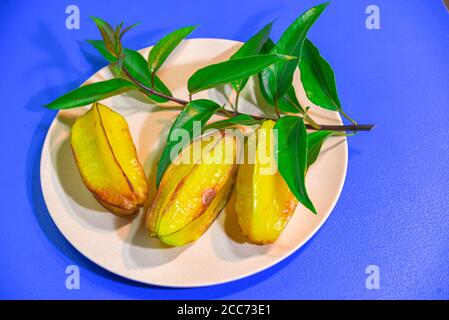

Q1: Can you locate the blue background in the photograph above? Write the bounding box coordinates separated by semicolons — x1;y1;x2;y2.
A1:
1;0;448;299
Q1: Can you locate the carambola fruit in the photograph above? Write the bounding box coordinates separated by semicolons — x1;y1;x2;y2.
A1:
234;120;298;244
71;102;148;216
146;131;238;246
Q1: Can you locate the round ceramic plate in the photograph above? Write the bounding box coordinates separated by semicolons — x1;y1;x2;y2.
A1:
40;38;347;287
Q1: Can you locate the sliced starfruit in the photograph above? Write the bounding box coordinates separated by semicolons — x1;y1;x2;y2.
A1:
235;120;298;244
71;102;148;216
146;131;238;246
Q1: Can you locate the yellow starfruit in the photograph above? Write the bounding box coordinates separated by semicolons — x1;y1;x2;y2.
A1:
146;131;238;246
71;102;148;216
235;120;298;244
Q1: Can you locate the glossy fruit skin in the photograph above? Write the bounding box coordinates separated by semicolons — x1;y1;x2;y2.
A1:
71;102;148;216
146;131;238;246
235;120;298;244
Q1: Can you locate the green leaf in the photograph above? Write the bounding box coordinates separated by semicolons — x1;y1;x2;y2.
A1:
262;37;275;52
120;22;140;40
188;54;295;94
156;99;221;186
91;16;116;55
282;86;304;112
122;48;152;85
150;75;173;103
275;115;316;213
87;40;124;76
148;26;196;75
231;23;273;60
300;38;341;111
45;79;136;110
87;43;173;103
259;79;303;113
261;3;328;101
203;114;262;131
112;53;125;77
258;38;304;114
230;22;273;92
87;40;117;63
122;48;172;103
113;22;123;53
307;130;333;170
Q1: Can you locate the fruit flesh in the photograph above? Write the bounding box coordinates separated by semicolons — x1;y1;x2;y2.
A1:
235;120;298;244
71;103;148;216
146;131;238;246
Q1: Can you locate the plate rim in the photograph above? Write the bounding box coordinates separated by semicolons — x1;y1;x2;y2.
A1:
40;37;348;288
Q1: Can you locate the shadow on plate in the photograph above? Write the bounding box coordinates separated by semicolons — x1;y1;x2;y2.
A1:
210;191;271;261
123;213;189;268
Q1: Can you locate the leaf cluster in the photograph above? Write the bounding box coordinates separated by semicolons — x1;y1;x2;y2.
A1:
46;2;363;214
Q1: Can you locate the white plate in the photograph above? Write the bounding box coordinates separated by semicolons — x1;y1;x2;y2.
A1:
40;38;347;287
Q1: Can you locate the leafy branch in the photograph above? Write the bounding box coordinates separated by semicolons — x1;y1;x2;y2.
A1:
45;2;375;214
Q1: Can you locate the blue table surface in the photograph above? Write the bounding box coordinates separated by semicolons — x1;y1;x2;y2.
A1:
1;0;449;299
